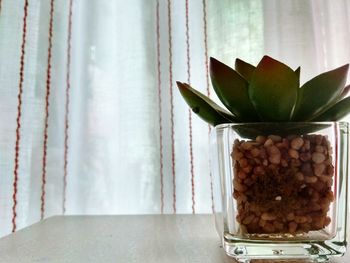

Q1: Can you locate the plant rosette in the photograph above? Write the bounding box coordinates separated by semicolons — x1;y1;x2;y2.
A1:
177;56;349;262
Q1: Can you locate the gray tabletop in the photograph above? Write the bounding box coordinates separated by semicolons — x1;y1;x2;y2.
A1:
0;215;348;263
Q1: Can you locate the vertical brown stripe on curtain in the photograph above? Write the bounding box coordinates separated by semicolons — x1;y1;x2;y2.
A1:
202;0;210;100
62;0;74;215
185;0;196;214
167;0;176;214
12;0;29;233
156;0;165;214
40;0;55;220
202;0;215;213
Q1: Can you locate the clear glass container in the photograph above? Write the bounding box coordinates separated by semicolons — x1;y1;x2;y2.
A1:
211;122;348;262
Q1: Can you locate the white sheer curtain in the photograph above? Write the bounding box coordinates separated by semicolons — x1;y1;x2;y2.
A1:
0;0;349;237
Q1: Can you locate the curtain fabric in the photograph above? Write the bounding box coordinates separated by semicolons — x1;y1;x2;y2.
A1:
0;0;349;237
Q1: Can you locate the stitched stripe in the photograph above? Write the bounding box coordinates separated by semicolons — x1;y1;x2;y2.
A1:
156;0;165;214
167;0;176;214
202;0;215;213
62;0;73;215
185;0;195;214
12;0;29;233
40;0;55;220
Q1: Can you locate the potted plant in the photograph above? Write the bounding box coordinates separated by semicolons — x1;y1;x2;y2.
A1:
176;56;349;262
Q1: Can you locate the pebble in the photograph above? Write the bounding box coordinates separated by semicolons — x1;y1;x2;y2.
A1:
288;149;299;159
291;137;304;150
312;152;326;164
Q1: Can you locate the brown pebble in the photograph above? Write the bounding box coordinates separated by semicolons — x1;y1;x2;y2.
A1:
313;163;325;176
239;158;249;167
237;171;247;179
315;145;324;153
268;146;281;164
243;214;255;225
288;149;299;159
263;223;275;233
233;151;244;161
256;135;266;144
273;221;284;230
264;138;274;147
241;142;253;150
295;172;304;181
236;194;247;204
251;148;260;157
234;180;247;192
259;219;266;227
268;145;280;155
311;191;320;202
309;202;321;211
312;181;325;191
305;176;317;184
301;163;313;175
327;165;334;175
300;152;311;162
319;175;331;183
315;135;323;145
295;216;308;224
290;159;301;167
312;216;325;229
261;212;277;221
291;137;304;150
289;221;298;233
253;166;264;175
312;152;326;164
303;140;311;150
269;154;281;164
326;191;334;202
281;159;288;167
286;212;295;221
242;166;252;173
268;135;282;142
244;178;254;186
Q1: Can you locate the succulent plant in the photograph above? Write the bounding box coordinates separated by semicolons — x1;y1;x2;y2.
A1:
176;56;350;128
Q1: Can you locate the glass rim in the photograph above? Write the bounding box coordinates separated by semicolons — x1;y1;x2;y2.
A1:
214;121;349;130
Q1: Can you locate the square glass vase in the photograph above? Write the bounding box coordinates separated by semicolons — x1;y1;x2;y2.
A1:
211;122;348;262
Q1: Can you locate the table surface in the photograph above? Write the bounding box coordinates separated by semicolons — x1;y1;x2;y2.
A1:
0;215;348;263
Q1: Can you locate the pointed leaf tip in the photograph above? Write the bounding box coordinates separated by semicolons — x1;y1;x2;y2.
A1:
313;96;350;121
176;82;237;125
209;57;259;121
339;84;350;99
235;58;255;82
249;56;298;121
293;63;349;120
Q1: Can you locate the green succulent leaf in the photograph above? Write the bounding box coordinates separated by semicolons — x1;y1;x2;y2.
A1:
249;56;299;121
295;66;301;79
295;66;301;90
210;57;259;121
293;64;349;121
313;96;350;121
339;84;350;100
176;82;238;126
235;58;255;82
